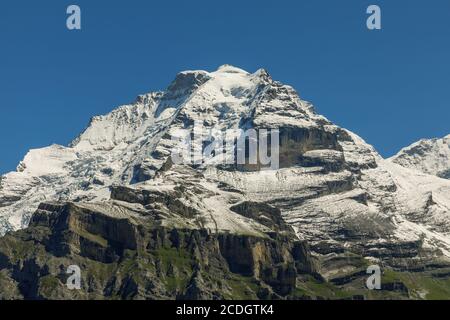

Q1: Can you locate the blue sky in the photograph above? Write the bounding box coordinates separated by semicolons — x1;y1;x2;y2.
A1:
0;0;449;174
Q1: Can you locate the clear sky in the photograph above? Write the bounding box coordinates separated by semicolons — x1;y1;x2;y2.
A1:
0;0;449;174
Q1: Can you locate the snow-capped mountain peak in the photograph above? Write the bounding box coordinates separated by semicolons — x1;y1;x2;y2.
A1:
0;65;279;232
1;65;450;268
389;134;450;179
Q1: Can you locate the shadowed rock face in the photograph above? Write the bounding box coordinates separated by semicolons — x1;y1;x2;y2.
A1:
278;127;342;169
30;203;139;261
439;169;450;179
0;197;319;300
230;201;293;234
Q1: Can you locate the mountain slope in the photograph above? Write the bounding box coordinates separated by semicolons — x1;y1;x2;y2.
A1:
389;135;450;179
2;164;450;300
1;64;450;277
0;185;320;300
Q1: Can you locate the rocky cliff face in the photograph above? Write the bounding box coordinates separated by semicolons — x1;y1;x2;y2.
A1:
1;65;450;300
2;183;449;300
0;185;321;300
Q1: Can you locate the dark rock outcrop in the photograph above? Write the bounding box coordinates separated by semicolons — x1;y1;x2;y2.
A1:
0;199;321;300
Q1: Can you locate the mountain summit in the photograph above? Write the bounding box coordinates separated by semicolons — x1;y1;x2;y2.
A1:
0;65;326;233
389;134;450;179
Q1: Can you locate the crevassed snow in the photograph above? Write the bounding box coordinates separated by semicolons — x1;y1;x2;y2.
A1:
18;145;78;176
